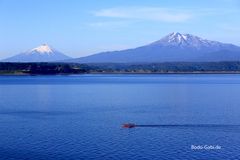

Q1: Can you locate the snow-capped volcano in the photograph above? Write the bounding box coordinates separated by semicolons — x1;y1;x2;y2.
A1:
69;32;240;63
2;44;71;62
150;32;232;50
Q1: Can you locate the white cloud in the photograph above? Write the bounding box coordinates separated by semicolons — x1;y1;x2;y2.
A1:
94;7;192;23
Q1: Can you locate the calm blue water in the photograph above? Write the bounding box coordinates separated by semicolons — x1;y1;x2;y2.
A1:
0;74;240;160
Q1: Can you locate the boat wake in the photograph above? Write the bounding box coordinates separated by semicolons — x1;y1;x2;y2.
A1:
122;123;240;128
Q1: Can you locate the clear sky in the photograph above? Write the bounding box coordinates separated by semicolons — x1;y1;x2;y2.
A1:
0;0;240;59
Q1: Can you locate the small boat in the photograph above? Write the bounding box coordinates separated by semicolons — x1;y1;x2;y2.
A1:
122;123;136;128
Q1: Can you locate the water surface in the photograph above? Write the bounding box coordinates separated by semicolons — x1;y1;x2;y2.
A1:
0;74;240;159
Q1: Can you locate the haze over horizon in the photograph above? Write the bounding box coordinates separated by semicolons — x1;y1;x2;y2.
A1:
0;0;240;59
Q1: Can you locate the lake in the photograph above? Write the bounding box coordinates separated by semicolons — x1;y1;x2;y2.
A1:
0;74;240;159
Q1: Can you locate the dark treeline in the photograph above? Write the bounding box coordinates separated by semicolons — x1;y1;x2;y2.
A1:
0;63;87;74
1;62;240;74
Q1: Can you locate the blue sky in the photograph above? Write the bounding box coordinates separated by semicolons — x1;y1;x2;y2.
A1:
0;0;240;59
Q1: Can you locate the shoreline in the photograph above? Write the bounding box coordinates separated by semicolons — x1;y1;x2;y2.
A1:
1;71;240;76
2;62;240;75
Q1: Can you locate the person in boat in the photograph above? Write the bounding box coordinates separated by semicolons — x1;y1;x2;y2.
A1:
122;123;136;128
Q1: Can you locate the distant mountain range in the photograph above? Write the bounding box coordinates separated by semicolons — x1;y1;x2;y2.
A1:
2;32;240;63
2;44;71;62
71;32;240;63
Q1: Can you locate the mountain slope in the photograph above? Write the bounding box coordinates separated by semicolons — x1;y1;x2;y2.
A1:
2;44;71;62
70;32;240;63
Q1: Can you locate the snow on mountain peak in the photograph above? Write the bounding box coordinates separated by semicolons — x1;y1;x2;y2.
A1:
151;32;192;45
150;32;223;49
167;32;187;42
30;44;53;54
